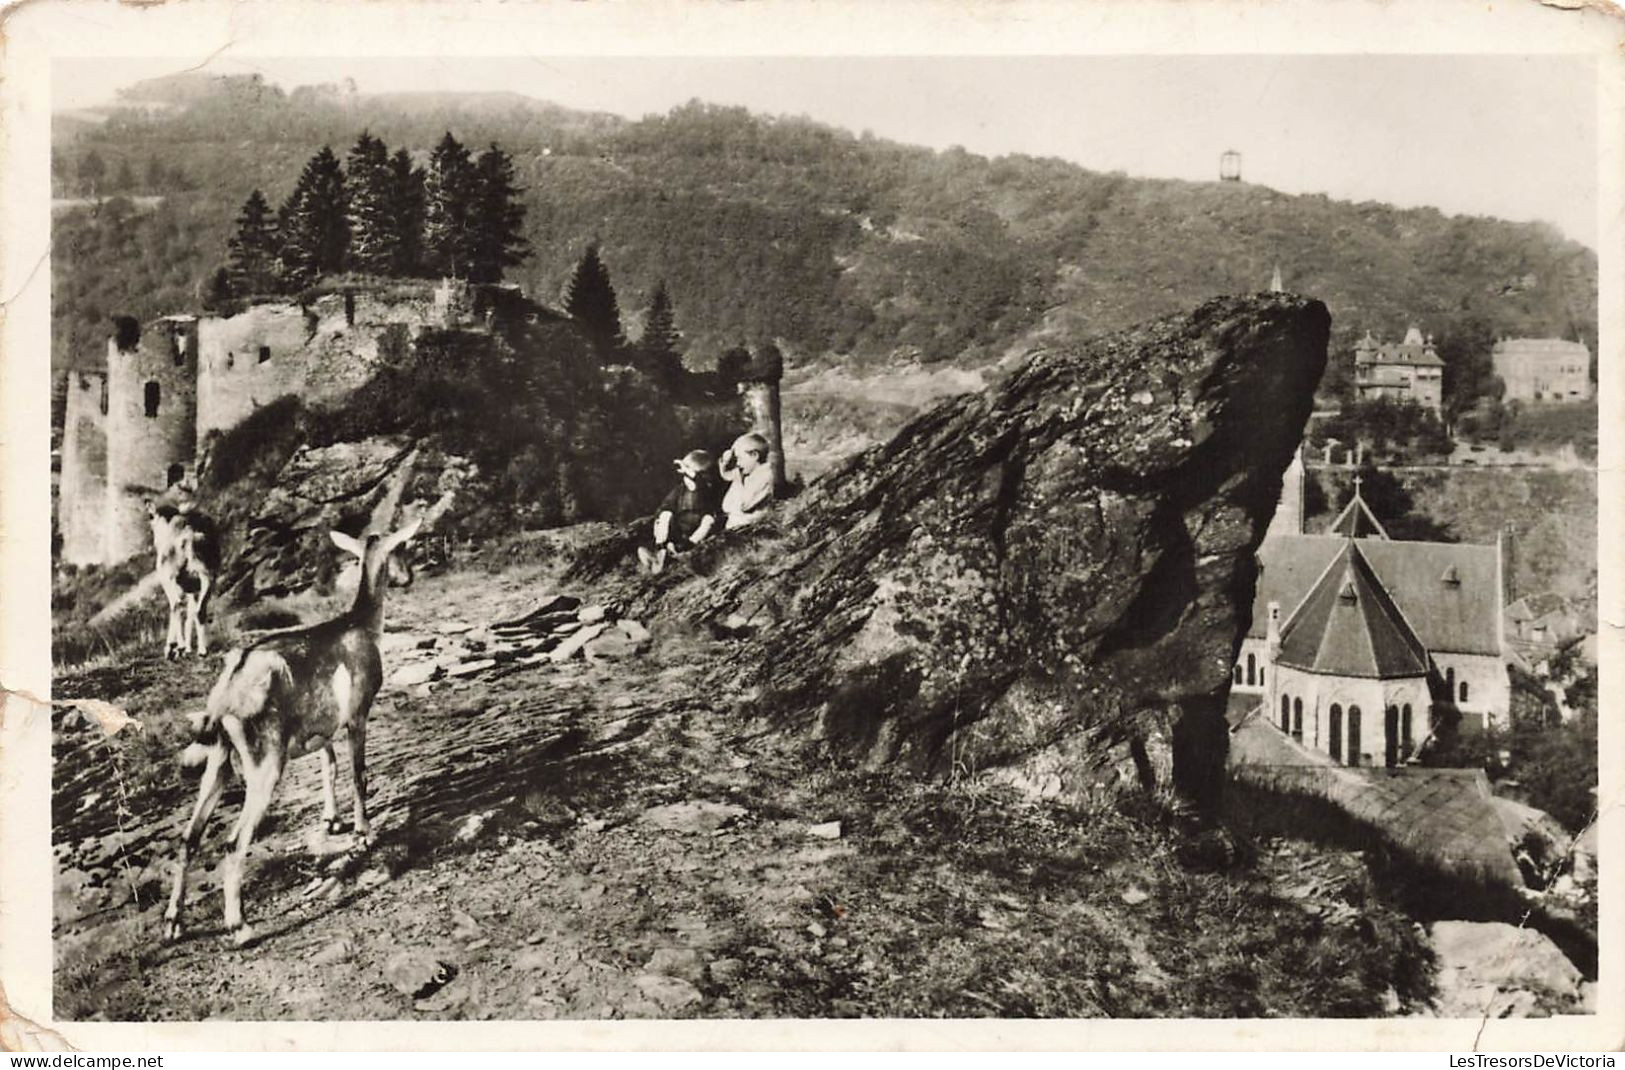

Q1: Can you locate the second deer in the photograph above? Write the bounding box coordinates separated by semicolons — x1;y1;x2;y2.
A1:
162;512;420;946
148;498;219;659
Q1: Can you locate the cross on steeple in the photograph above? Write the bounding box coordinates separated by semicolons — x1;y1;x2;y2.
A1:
1353;474;1363;498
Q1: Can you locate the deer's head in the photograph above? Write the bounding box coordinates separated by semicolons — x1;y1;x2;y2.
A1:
330;514;422;597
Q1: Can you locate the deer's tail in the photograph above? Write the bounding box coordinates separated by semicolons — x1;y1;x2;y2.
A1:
179;707;223;767
180;649;250;766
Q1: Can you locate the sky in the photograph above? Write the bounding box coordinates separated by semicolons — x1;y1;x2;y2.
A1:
54;54;1599;248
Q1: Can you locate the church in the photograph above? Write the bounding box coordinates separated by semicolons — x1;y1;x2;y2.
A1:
1231;449;1510;767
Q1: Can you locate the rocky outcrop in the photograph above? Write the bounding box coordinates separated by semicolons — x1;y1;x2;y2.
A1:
614;294;1329;804
1428;921;1588;1017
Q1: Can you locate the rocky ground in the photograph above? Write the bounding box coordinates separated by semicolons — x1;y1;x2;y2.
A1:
54;546;1454;1022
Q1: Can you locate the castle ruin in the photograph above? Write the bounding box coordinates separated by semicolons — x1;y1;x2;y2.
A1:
59;281;478;566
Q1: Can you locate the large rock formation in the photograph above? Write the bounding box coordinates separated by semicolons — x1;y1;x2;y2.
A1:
614;294;1330;805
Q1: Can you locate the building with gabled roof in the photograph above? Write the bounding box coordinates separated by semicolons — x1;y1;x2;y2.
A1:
1354;326;1445;415
1233;471;1509;767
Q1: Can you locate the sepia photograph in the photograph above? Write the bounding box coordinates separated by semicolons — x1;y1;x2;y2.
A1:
1;0;1620;1052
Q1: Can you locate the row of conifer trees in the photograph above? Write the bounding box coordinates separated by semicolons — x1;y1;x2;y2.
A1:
223;131;529;295
220;131;697;385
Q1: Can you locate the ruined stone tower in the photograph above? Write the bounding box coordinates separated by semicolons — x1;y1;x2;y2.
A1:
59;371;109;565
102;315;199;562
736;343;788;493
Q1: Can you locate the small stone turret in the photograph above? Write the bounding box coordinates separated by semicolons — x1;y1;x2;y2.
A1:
103;315;199;562
59;371;110;565
735;343;788;493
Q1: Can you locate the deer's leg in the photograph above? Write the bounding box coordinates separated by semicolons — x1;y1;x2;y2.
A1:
192;574;212;655
346;716;371;849
159;573;184;660
162;743;228;942
179;593;196;656
221;738;283;946
319;743;341;833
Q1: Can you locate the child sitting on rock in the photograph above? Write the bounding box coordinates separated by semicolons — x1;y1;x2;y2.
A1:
720;432;776;530
638;449;722;575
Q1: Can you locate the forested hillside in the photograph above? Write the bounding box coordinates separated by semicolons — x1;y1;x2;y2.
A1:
53;73;1596;382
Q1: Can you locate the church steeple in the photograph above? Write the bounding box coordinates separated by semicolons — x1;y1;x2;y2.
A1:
1269;264;1284;293
1326;473;1390;540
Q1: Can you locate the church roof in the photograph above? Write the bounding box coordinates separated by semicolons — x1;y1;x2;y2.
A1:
1275;541;1430;679
1326;489;1390;539
1250;534;1502;657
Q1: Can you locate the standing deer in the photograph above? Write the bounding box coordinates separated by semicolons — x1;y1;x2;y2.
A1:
148;499;220;659
162;512;420;946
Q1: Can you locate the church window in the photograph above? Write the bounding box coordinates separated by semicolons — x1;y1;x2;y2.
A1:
1233;664;1241;686
1292;699;1303;742
1281;695;1291;733
1329;705;1343;762
1246;653;1256;687
1445;667;1455;698
172;336;185;366
1459;680;1469;703
1347;706;1362;767
144;381;160;417
226;351;235;370
98;379;108;416
1401;704;1413;759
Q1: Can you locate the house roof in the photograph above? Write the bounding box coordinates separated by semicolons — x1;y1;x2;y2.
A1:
1250;534;1502;657
1505;592;1572;622
1492;338;1590;359
1355;328;1445;368
1275;541;1430;679
1358;345;1445;368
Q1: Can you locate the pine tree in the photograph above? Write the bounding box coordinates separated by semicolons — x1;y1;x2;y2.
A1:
111;159;135;194
423;132;476;277
345;131;394;275
563;243;624;362
228;189;280;295
638;281;683;386
387;148;427;277
277;146;350;287
203;266;234;311
275;194;302;287
467;143;530;284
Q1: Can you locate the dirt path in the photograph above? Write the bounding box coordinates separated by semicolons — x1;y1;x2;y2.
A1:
54;559;1441;1021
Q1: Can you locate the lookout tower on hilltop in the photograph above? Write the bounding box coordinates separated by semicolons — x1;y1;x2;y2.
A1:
1220;149;1242;183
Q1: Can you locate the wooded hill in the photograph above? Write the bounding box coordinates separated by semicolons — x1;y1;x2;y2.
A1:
53;73;1597;381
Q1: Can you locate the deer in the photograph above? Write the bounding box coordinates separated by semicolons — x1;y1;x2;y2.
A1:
148;497;220;659
162;509;421;947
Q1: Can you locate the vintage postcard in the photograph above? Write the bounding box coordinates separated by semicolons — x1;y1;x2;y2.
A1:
1;0;1621;1052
